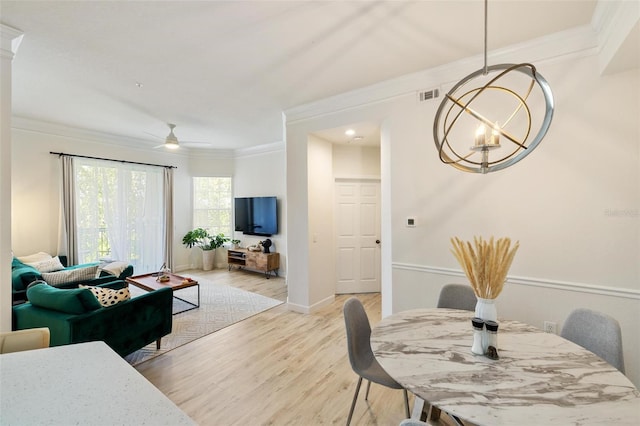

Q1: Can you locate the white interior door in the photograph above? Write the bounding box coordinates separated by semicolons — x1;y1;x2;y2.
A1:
335;180;381;294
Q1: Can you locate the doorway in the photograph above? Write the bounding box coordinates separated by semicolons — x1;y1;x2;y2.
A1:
310;121;382;296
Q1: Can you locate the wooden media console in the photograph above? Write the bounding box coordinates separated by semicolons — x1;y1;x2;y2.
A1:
227;248;280;279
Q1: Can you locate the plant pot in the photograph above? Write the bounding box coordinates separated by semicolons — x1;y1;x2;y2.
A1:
202;249;215;271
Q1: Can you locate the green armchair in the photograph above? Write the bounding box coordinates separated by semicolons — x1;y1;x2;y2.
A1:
12;281;173;357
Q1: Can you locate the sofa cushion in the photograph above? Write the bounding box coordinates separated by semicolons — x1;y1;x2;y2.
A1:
26;256;65;273
27;283;102;314
80;285;130;307
42;265;100;286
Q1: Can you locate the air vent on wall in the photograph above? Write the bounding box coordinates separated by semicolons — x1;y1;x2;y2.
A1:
417;88;440;102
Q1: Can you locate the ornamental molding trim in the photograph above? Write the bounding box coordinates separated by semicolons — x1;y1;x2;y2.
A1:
393;262;640;301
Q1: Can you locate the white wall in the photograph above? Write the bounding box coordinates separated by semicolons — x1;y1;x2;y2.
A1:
333;144;380;178
233;146;287;275
0;24;22;332
286;50;640;386
285;127;310;311
306;136;335;310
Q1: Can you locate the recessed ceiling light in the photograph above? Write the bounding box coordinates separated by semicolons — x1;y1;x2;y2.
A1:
345;129;355;136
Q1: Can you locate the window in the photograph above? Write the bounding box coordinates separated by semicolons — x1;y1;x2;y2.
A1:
74;158;164;273
193;177;232;236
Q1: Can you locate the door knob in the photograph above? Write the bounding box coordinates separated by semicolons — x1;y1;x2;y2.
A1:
375;239;381;244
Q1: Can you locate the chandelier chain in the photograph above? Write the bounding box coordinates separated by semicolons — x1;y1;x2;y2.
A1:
483;0;488;75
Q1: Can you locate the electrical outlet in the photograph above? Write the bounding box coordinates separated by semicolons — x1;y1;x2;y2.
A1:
544;321;557;334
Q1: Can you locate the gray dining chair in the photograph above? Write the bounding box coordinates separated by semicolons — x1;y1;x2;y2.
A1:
437;284;477;311
343;297;410;426
561;308;625;373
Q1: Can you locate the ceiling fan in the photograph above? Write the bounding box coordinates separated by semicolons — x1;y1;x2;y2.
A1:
148;123;213;149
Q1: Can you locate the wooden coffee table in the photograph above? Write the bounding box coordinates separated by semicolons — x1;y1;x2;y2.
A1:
126;272;200;314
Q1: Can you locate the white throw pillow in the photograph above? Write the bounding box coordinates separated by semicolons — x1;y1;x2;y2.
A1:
99;261;128;277
17;252;52;264
41;265;99;287
26;256;65;273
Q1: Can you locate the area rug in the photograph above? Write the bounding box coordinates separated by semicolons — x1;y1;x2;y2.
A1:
124;279;283;366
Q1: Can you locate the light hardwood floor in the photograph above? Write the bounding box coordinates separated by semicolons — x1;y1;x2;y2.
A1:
135;269;446;426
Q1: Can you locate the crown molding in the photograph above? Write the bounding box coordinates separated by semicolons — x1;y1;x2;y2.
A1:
592;0;640;74
12;116;285;160
285;25;598;124
591;0;639;46
233;141;285;159
12;116;172;150
0;23;23;59
13;116;148;144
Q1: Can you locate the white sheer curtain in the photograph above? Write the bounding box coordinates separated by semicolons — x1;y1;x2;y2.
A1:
74;158;164;273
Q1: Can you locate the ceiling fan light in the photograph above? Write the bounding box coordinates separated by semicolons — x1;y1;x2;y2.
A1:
165;140;179;149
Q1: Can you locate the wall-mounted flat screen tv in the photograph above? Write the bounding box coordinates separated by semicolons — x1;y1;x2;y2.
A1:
234;196;278;236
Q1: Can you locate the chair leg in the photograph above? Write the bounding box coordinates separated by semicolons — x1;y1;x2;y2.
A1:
365;380;372;400
403;389;410;418
347;377;363;426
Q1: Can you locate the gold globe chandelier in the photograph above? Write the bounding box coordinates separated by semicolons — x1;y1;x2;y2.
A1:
433;0;554;174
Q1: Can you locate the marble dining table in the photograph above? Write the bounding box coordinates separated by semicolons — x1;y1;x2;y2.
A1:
370;308;640;425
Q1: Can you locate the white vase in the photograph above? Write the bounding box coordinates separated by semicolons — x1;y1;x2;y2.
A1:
202;249;215;271
474;298;497;322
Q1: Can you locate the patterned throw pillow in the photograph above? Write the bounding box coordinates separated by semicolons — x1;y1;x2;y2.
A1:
41;265;99;286
26;256;65;273
79;285;131;307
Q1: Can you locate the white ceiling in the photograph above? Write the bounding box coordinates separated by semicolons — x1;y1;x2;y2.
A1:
2;0;598;150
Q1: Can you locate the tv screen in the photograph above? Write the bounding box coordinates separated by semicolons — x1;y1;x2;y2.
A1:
234;196;278;236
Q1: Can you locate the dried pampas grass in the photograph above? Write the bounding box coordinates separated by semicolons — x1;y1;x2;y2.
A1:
451;236;519;300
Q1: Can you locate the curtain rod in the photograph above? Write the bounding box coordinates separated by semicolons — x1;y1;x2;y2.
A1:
49;152;177;169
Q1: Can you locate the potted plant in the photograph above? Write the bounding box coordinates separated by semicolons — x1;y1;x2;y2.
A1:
230;239;241;249
182;228;229;270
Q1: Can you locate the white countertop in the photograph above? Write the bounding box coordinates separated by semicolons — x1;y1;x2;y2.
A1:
371;308;640;426
0;341;195;426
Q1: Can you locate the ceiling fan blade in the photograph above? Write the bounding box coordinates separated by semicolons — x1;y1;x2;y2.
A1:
182;141;214;148
144;131;164;140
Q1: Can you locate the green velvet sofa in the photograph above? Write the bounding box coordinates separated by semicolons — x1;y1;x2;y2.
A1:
11;256;134;304
12;281;173;357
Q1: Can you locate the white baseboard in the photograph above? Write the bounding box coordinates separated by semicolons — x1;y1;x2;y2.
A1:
393;263;640;300
286;294;335;314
